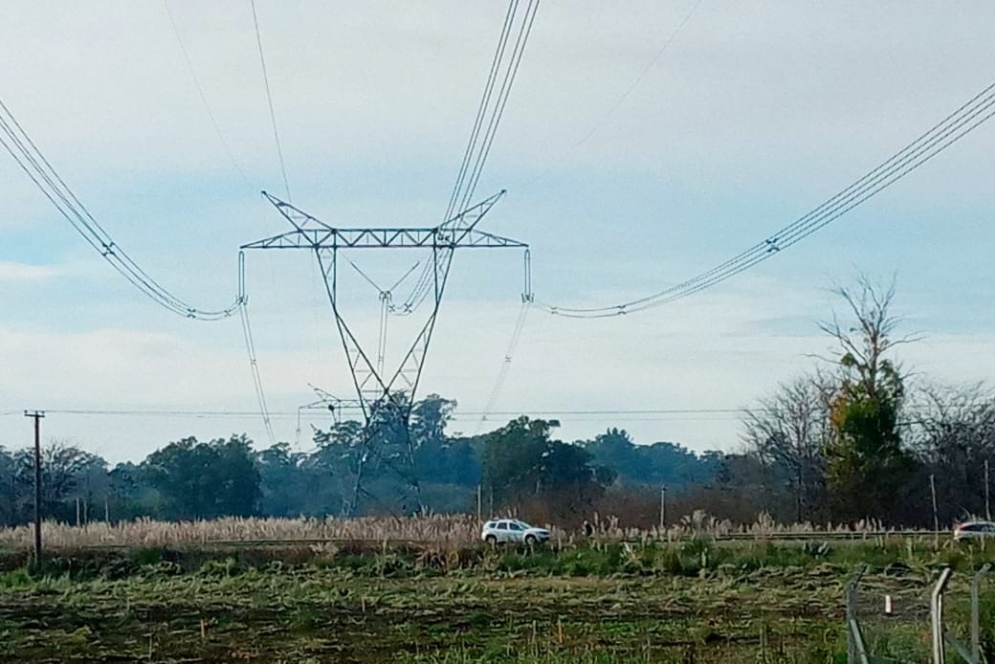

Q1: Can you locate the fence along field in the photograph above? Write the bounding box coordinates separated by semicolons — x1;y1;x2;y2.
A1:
3;512;995;662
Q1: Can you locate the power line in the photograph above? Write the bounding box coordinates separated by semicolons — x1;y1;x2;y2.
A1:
539;80;995;318
0;97;241;321
573;0;703;149
163;0;254;190
457;0;540;214
250;0;291;202
397;0;540;317
443;0;518;223
33;407;750;418
238;292;276;445
166;1;280;445
474;300;532;434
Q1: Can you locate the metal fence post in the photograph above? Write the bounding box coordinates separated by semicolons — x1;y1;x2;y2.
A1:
973;564;991;663
932;567;954;664
847;565;870;664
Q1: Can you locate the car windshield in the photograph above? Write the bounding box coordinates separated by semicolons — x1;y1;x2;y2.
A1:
514;520;533;529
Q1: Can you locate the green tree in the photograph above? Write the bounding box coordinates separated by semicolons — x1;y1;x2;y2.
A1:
820;276;917;522
0;447;17;526
13;441;103;523
142;435;261;519
482;417;613;511
581;429;715;488
481;417;553;503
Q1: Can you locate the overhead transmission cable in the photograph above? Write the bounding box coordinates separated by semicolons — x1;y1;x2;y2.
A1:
474;299;531;434
163;0;254;191
443;0;518;224
167;1;283;444
456;0;540;215
238;286;276;445
247;0;295;443
250;0;291;202
539;80;995;318
0;97;241;321
573;0;703;149
395;0;540;317
40;407;753;419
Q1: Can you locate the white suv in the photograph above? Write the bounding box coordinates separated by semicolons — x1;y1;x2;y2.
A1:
481;519;550;545
954;520;995;541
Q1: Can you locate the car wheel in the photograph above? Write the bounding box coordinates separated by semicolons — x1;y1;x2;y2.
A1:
525;534;537;547
485;534;497;546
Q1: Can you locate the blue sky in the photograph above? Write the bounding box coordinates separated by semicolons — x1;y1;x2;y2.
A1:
1;1;994;463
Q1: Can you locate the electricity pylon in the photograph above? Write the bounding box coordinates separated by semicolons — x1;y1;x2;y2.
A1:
295;384;363;448
242;189;530;514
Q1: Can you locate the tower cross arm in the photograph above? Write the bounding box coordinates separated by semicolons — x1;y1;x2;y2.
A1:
240;227;528;250
242;189;525;250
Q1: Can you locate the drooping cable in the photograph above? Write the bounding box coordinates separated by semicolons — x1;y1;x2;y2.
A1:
539;80;995;318
238;291;276;446
0;96;240;320
474;300;531;435
250;0;292;202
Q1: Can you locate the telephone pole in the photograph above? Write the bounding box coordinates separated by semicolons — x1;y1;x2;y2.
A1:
24;410;45;566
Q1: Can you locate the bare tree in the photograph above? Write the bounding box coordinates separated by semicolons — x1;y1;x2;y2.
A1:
817;274;919;399
819;274;918;522
742;376;829;522
908;382;995;520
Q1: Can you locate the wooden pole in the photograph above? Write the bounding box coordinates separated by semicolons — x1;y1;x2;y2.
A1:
986;459;991;522
930;474;940;548
24;410;45;566
476;484;482;521
659;486;667;531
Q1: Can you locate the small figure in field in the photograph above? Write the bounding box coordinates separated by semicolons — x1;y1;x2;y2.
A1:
583;520;594;538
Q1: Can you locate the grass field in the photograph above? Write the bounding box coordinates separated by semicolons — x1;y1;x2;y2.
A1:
2;536;995;663
0;512;922;551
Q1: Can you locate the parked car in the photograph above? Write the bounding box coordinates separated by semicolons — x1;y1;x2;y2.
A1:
481;519;550;545
953;520;995;541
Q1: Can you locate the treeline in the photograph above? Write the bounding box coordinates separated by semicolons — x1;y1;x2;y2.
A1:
2;275;992;530
0;398;718;527
726;276;995;527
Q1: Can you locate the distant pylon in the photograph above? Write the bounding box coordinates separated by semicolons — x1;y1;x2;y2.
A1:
242;190;530;514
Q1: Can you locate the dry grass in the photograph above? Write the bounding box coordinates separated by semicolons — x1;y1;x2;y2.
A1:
0;514;483;551
578;510;930;543
0;510;935;552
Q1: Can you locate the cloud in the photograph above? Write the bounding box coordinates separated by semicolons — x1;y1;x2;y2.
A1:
0;261;61;283
1;3;994;464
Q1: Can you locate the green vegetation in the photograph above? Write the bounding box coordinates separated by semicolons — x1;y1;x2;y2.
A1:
3;274;995;534
2;539;995;662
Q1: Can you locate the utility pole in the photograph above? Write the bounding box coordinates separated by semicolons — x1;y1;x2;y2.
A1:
659;486;667;531
930;474;940;549
24;410;44;566
986;459;991;522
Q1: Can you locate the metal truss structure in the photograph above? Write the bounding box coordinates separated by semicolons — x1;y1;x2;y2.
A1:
243;189;530;514
295;384;364;448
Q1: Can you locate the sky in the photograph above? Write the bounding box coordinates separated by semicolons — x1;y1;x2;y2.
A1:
1;1;994;464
